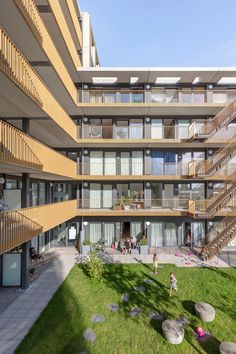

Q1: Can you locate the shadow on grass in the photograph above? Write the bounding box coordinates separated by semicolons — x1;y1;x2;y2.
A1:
182;300;196;316
15;267;88;354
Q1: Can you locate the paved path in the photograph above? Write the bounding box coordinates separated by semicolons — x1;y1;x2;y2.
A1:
0;247;78;354
101;247;229;267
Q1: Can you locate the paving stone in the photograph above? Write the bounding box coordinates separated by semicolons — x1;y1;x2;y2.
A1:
91;314;105;323
121;294;129;302
108;304;119;312
134;286;145;292
149;311;165;321
143;279;153;284
83;329;96;343
129;307;141;318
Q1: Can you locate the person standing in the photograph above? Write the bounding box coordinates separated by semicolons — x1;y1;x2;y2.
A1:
153;253;158;274
169;272;178;297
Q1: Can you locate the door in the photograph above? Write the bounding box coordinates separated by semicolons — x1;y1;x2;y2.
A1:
103;184;113;208
90;183;101;208
163;184;174;208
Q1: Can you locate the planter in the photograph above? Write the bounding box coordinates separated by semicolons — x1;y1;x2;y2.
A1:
82;245;91;255
123;205;130;211
140;245;149;254
113;205;123;210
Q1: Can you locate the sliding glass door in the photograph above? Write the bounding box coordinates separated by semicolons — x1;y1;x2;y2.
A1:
90;151;103;175
121;152;130;175
90;183;101;208
90;223;102;243
104;152;116;175
104;223;115;246
129;120;143;139
151;222;164;246
151;119;163;139
132;151;143;175
103;185;113;208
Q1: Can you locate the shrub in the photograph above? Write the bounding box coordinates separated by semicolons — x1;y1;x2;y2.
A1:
83;240;92;246
86;248;104;280
140;239;148;246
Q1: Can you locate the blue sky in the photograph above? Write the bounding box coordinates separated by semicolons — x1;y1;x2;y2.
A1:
79;0;236;67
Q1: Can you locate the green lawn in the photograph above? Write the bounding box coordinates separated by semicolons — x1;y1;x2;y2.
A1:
15;264;236;354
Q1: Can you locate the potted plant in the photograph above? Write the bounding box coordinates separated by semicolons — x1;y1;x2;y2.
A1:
123;197;131;211
139;238;149;254
82;240;92;255
113;198;123;210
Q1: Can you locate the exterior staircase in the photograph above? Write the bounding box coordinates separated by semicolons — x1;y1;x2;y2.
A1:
201;216;236;260
188;98;236;140
190;176;236;219
189;135;236;178
0;209;42;255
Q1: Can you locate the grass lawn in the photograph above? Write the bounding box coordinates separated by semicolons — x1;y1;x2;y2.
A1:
15;264;236;354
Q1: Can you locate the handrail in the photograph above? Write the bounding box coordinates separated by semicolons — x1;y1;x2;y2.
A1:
0;120;42;169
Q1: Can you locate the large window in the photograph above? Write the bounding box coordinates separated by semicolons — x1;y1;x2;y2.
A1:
151;152;177;175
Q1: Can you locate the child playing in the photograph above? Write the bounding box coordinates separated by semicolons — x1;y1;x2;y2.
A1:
153;253;158;274
169;272;178;297
195;324;205;337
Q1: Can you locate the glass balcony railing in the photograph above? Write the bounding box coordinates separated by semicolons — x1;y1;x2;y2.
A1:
78;89;236;104
77;199;190;210
78;125;193;140
78;162;191;176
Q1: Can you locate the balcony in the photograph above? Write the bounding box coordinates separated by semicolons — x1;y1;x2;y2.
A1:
0;26;41;106
0;26;77;141
78;198;189;216
0;120;78;179
78;88;236;104
78;161;191;178
0;200;78;254
11;0;78;103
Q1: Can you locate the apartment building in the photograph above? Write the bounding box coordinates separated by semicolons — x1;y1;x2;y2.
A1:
1;0;236;288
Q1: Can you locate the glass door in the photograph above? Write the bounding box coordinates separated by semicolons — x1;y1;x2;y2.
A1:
129;120;143;139
103;184;113;208
116;121;129;139
151;183;162;208
151;222;164;246
90;183;101;208
104;152;116;175
90;151;103;175
163;184;174;208
151;119;163;139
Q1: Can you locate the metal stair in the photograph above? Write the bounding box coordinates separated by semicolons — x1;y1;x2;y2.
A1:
201;216;236;260
188;99;236;140
189;135;236;177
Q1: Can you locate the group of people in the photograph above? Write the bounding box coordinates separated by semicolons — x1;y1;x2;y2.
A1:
153;253;178;297
118;237;139;255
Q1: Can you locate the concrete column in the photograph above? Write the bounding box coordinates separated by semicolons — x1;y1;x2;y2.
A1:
145;182;152;209
22;118;30;134
21;172;30;289
144;117;151;138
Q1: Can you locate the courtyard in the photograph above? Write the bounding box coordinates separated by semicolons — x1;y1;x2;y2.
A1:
15;262;236;354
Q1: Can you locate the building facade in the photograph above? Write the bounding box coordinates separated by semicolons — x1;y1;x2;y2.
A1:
0;0;236;287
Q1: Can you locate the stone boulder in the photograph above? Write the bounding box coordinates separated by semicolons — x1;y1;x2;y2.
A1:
195;302;216;322
220;342;236;354
162;320;184;345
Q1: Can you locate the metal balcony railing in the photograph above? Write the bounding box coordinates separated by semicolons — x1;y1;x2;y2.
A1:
0;209;42;255
0;120;42;169
14;0;43;42
0;26;41;105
